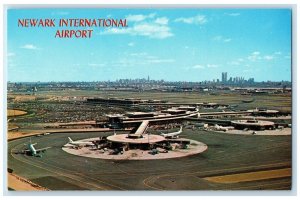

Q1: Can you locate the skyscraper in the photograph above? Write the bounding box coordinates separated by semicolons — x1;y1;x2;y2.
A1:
222;72;228;83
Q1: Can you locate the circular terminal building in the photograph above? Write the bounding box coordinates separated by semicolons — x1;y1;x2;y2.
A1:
105;120;187;151
107;134;166;150
231;119;275;130
62;120;208;160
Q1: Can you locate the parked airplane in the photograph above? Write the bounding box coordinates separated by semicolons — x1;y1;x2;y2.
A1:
161;126;183;139
21;141;51;157
67;137;95;147
214;124;234;132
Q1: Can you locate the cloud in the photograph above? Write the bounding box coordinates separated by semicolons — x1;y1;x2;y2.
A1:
128;42;135;47
264;55;274;60
192;64;219;69
100;14;172;39
247;51;261;61
225;13;240;17
155;17;169;25
274;51;282;55
126;13;156;22
245;51;281;62
207;64;219;68
20;44;39;50
101;21;173;39
192;65;205;69
147;59;174;63
134;23;173;38
130;52;148;56
212;35;232;43
246;51;277;62
174;15;207;25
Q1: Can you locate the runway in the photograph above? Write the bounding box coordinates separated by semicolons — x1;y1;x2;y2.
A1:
8;130;292;191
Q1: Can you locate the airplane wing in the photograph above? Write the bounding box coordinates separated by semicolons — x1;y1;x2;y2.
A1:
14;149;30;154
35;147;51;153
15;149;31;154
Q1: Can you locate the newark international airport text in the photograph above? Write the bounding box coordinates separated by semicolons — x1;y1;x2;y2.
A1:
18;18;128;38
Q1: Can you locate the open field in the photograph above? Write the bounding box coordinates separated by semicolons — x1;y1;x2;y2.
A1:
8;173;48;191
7;109;27;117
12;95;37;102
8;90;292;112
204;168;291;184
8;130;291;190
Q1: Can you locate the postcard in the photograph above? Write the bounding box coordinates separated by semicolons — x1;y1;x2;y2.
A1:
6;6;292;191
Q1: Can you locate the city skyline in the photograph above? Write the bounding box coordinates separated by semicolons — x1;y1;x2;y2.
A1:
7;8;292;82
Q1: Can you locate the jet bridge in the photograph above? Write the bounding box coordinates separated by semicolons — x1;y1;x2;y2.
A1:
127;120;149;138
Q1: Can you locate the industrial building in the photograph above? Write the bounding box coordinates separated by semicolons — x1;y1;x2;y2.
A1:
104;118;190;151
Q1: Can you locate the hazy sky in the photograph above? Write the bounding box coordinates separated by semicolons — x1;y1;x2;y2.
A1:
7;8;292;82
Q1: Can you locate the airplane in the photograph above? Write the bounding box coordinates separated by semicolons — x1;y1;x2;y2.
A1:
67;137;95;147
161;126;183;139
20;140;51;157
214;124;234;132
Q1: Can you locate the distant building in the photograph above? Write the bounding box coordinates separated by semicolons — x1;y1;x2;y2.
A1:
222;72;228;83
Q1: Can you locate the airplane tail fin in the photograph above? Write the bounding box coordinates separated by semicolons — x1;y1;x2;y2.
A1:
68;137;73;143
